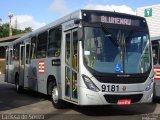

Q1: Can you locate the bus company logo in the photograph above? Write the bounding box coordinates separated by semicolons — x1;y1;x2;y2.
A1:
38;60;45;74
122;86;126;91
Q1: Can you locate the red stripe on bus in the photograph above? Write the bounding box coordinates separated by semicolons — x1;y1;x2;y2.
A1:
154;66;160;69
38;71;45;74
154;78;160;81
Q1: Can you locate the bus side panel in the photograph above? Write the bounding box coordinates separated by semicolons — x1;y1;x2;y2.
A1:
28;58;61;95
27;59;38;91
45;58;61;95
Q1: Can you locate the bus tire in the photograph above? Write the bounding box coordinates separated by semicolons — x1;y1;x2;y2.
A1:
48;81;64;109
15;75;23;93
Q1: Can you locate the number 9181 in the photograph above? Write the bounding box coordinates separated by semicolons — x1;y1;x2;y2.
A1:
101;85;119;92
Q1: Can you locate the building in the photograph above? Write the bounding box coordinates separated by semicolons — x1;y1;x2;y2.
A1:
137;4;160;38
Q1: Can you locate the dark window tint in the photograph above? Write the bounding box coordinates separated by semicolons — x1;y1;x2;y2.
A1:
48;27;61;57
0;47;5;58
72;31;78;70
26;44;30;64
65;33;70;65
31;37;36;59
37;32;48;58
13;43;20;60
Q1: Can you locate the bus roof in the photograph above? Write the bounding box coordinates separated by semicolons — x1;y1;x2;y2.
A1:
13;9;147;44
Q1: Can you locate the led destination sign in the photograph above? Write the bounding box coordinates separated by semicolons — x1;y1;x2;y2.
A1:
82;11;147;27
101;16;131;25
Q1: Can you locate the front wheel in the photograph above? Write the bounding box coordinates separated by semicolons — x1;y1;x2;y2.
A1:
49;81;65;108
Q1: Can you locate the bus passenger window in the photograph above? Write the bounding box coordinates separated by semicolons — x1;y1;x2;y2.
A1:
48;27;61;57
13;43;20;60
37;32;48;58
31;37;36;59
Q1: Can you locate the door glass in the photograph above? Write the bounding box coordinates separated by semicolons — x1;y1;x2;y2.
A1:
72;71;77;99
72;31;78;99
65;67;70;97
9;50;13;65
6;50;8;65
72;31;78;71
21;46;24;65
26;44;30;64
66;34;71;65
65;33;71;97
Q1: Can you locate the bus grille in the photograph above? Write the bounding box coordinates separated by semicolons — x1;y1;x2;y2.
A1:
95;76;147;84
104;94;143;104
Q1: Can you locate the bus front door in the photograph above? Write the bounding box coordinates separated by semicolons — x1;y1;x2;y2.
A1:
19;43;30;88
64;29;78;103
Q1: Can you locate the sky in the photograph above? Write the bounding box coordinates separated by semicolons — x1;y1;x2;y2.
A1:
0;0;159;30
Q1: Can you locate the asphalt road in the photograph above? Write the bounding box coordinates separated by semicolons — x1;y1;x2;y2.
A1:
0;74;160;120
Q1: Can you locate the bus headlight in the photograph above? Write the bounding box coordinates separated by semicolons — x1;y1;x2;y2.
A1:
145;77;154;91
82;75;100;92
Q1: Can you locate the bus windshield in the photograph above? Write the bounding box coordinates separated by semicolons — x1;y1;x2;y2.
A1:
83;26;151;74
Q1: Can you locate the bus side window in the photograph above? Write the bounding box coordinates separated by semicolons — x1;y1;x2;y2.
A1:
48;27;61;57
13;43;20;60
31;37;36;59
37;32;48;58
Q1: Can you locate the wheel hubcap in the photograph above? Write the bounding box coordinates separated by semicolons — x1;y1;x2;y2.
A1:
52;87;58;104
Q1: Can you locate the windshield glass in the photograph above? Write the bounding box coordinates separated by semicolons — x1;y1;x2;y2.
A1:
83;26;151;74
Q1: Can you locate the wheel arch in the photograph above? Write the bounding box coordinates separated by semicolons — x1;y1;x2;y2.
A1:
47;75;57;95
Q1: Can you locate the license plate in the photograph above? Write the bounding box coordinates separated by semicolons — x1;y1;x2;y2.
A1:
117;99;131;105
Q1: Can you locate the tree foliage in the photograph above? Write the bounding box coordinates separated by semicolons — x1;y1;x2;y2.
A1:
0;23;32;38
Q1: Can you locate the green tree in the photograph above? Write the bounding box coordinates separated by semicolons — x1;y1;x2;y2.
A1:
24;27;32;32
0;23;32;38
0;23;9;37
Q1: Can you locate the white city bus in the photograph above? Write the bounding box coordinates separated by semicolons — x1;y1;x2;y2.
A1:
5;10;154;108
151;36;160;98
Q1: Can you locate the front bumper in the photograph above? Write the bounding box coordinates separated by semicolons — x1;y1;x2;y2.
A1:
78;86;153;105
